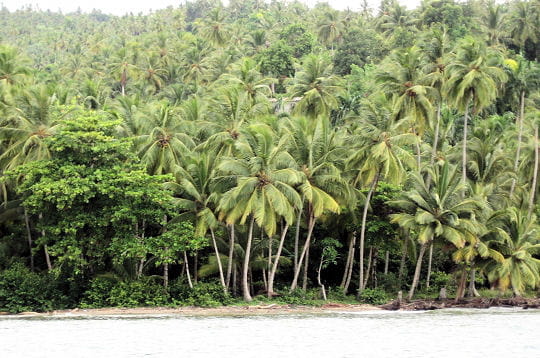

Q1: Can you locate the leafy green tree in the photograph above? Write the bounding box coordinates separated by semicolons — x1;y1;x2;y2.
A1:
11;108;177;277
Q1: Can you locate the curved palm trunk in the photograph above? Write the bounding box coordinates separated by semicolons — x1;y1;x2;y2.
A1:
528;124;539;219
317;255;327;300
226;224;235;289
340;231;356;293
290;211;316;291
510;91;526;197
210;227;226;291
242;216;256;301
267;224;290;297
183;251;193;289
358;172;379;295
408;242;427;300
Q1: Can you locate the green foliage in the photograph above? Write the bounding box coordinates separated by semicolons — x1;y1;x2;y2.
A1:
334;30;386;75
256;40;295;79
82;276;169;308
279;24;315;58
357;288;389;305
0;263;64;313
170;281;231;307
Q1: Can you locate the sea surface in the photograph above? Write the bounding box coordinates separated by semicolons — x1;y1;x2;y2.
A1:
1;308;538;357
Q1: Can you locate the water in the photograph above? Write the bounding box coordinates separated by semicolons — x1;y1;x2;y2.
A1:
1;308;538;357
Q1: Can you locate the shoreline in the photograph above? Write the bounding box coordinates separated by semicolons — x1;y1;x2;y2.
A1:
1;303;380;317
2;297;539;317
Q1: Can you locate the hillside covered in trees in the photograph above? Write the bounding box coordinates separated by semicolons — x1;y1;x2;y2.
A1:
0;0;539;312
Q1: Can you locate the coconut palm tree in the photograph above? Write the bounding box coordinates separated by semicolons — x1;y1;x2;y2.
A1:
484;207;540;296
508;1;538;53
168;151;227;290
348;93;417;293
135;103;195;175
282;116;354;291
444;36;507;188
391;161;484;299
287;54;344;119
218;122;302;301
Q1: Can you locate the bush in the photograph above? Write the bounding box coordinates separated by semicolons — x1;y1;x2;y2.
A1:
81;277;169;308
0;263;64;313
170;281;231;307
108;280;169;307
357;288;389;305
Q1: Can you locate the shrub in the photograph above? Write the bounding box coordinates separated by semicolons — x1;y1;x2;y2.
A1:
80;276;117;308
81;277;169;308
187;282;230;307
357;288;389;305
0;263;64;313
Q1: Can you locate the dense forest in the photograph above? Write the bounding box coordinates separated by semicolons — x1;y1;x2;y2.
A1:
0;0;539;312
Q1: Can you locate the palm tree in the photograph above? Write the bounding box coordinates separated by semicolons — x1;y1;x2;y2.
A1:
0;44;31;88
444;36;507;188
218;57;273;105
168;151;227;290
508;1;538;53
218;122;302;301
317;11;344;50
282;116;353;291
479;1;508;46
484;207;540;296
135;104;195;175
287;54;344;119
391;162;484;299
348;94;417;293
376;45;435;169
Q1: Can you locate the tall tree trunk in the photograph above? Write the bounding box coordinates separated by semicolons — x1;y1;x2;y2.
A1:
359;172;379;294
23;208;34;271
528;124;538;219
226;224;235;288
294;202;303;274
408;242;427;300
398;235;408;284
38;213;52;271
340;231;355;290
363;246;373;289
184;251;193;288
302;245;309;291
210;227;226;291
290;211;316;291
262;268;268;291
194;253;198;284
163;263;169;288
461;93;473;189
384;250;389;275
268;224;290;297
242;216;255;301
425;242;434;288
510;90;526;197
455;268;467;301
317;255;327;300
